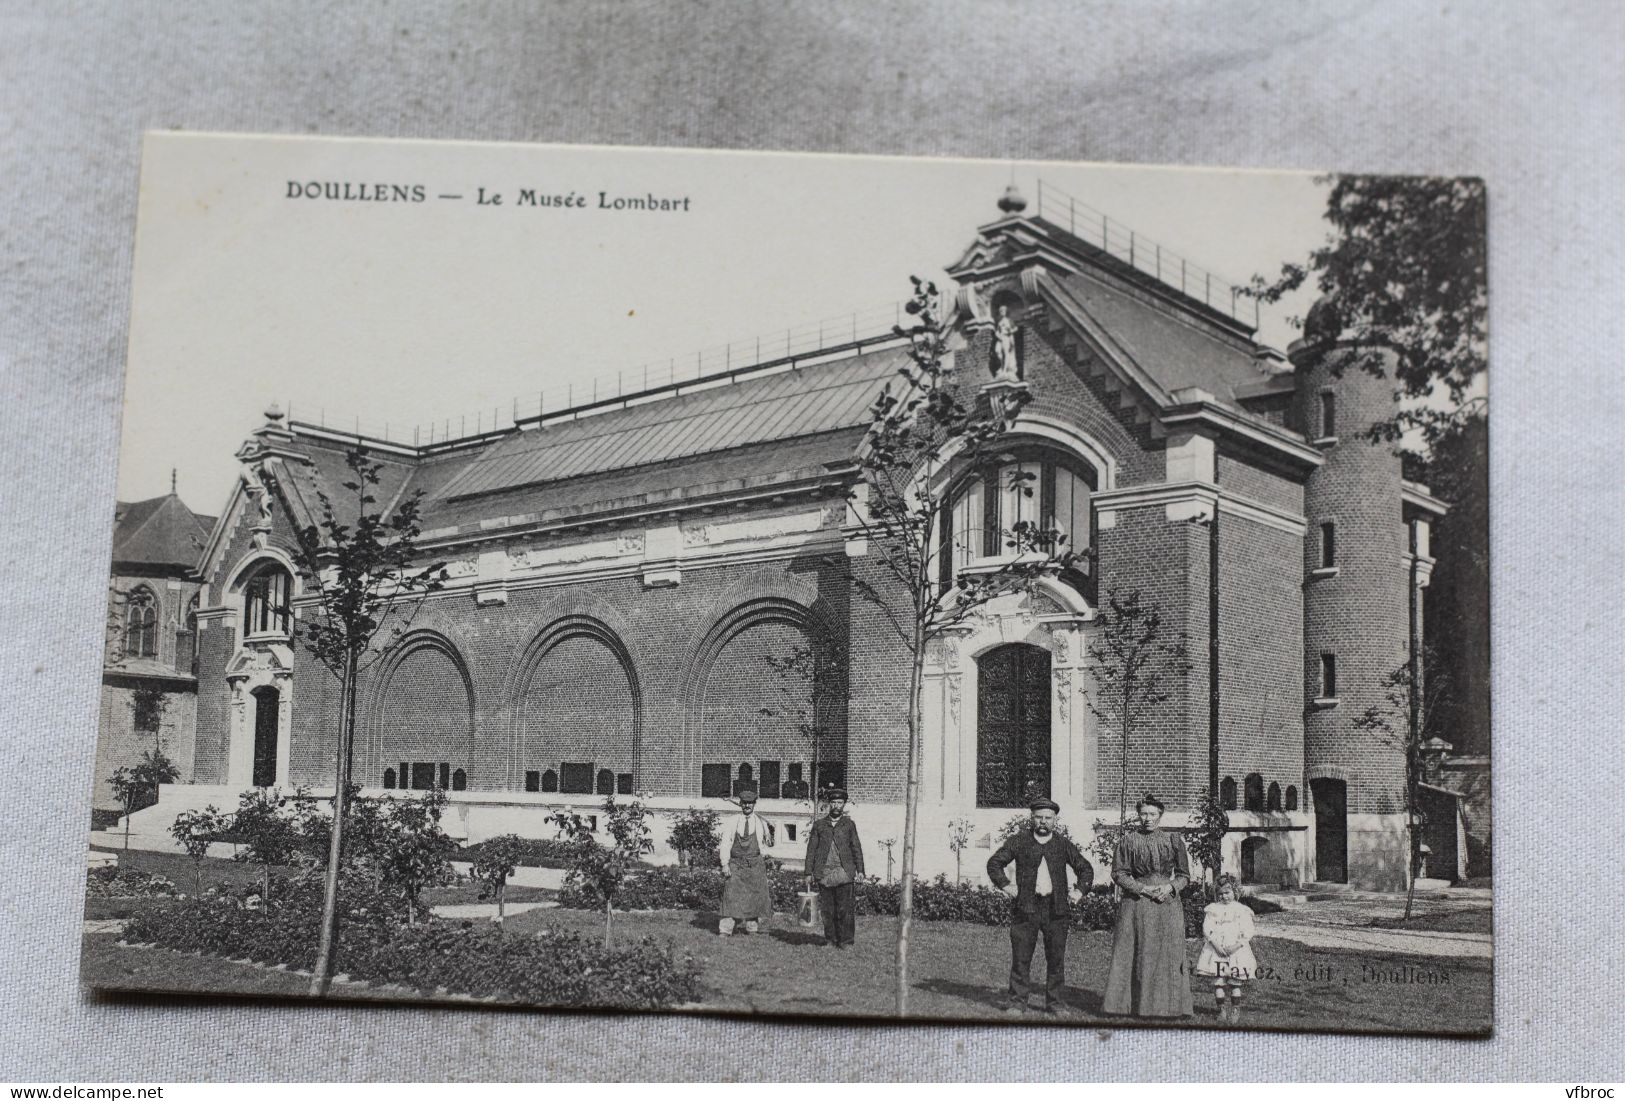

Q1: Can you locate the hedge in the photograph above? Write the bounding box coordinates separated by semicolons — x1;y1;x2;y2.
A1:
119;876;700;1009
559;867;1211;936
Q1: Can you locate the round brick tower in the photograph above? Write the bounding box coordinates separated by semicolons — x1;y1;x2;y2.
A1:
1291;298;1412;890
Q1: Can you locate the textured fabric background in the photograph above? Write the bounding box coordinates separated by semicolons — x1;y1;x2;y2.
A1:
2;0;1620;1082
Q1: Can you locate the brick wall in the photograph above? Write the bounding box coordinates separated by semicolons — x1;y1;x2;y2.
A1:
1217;516;1305;806
1091;507;1207;811
376;641;480;786
234;537;869;801
92;683;197;810
1217;453;1305;515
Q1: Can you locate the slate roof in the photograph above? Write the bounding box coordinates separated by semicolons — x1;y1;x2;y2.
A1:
267;214;1299;536
112;494;215;569
1048;267;1267;407
429;347;906;504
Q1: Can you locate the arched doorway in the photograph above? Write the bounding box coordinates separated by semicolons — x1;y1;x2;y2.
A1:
251;687;280;788
1311;777;1348;883
976;643;1051;807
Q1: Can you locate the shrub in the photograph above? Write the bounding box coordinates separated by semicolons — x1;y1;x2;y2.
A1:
231;788;303;898
1086;817;1129;869
561;865;725;913
349;923;702;1011
85;866;177;899
569;865;1137;934
121;877;700;1010
666;808;723;868
469;833;527;929
369;788;459;922
121;875;401;972
458;836;579;869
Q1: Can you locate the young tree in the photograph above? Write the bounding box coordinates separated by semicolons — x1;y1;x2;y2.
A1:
107;750;180;851
946;817;974;885
169;805;229;896
231;787;301;900
264;446;446;995
470;833;527;932
848;277;1078;1016
1353;649;1454;920
553;792;656;948
1246;175;1487;448
1182;787;1230;894
372;788;458;924
758;639;849;832
1083;589;1192;826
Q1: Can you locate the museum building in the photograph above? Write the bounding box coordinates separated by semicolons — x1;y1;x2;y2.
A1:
122;191;1451;890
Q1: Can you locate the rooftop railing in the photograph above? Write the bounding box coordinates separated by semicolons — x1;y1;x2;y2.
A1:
1032;178;1261;328
281;298;915;450
282;185;1262;451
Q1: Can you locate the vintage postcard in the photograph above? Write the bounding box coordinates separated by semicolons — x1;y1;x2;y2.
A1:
85;132;1490;1035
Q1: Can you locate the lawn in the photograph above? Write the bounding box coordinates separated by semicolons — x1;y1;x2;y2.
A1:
1368;908;1492;935
496;906;1489;1034
81;891;1491;1034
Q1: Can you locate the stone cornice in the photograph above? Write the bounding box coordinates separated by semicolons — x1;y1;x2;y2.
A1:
1161;400;1324;472
1094;480;1308;536
1402;483;1450;518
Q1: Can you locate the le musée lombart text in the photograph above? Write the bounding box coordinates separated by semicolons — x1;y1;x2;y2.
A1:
285;181;692;212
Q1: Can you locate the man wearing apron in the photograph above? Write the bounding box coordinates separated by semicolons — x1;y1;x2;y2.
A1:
718;787;775;935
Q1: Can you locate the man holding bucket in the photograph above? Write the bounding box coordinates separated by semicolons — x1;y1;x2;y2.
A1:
805;788;865;948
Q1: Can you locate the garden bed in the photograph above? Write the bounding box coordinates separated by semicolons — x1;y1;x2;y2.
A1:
117;878;699;1010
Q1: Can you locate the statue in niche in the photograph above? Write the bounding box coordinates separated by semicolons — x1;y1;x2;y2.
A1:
990;304;1022;381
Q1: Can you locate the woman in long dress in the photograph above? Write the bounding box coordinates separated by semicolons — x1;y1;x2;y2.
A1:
1102;794;1195;1017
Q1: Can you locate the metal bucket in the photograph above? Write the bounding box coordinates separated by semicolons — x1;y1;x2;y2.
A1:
795;889;821;929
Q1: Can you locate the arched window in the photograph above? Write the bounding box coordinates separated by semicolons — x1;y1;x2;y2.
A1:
183;593;200;675
541;769;558;793
451;768;467;791
242;563;292;636
1267;781;1282;812
943;446;1097;599
383;767;396;789
1220;776;1237;810
1244;773;1265;812
596;768;615;795
125;586;158;658
1285;785;1299;811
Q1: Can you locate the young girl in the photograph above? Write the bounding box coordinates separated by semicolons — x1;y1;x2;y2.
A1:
1195;875;1258;1024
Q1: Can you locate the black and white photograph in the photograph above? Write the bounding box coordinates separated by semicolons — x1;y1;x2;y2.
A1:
82;132;1491;1036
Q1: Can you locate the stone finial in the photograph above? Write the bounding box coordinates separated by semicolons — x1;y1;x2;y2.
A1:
264;401;285;424
997;183;1028;215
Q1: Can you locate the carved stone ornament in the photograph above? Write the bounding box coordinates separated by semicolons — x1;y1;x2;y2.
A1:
1054;668;1072;723
947;673;963;726
443;560;479;579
